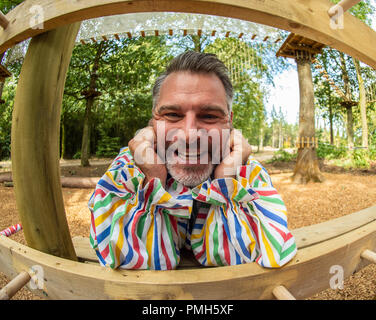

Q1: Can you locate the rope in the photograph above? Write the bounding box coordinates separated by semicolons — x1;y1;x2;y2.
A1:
0;224;22;237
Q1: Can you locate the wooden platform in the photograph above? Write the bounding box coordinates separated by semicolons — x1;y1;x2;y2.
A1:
0;206;375;300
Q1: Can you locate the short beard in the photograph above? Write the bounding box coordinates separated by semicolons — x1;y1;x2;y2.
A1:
166;162;215;188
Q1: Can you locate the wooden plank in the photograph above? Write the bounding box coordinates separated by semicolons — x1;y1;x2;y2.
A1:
291;206;376;249
0;0;375;68
11;23;81;261
1;218;376;300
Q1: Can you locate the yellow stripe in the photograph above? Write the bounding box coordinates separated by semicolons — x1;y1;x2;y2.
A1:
248;166;261;185
115;213;125;264
260;229;279;267
240;220;256;254
205;209;215;266
94;199;123;226
146;209;155;268
240;177;248;188
105;171;124;189
157;192;172;204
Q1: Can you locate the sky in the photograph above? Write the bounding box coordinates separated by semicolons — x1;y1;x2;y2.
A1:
264;3;376;125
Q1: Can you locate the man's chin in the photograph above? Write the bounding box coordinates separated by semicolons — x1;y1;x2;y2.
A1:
166;162;215;188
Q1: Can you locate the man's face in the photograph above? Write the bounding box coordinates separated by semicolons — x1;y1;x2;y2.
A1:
152;71;232;187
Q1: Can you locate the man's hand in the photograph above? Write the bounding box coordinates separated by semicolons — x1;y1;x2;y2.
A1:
128;126;167;188
214;129;252;180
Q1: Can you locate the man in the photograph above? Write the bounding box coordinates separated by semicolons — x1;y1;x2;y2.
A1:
88;51;297;270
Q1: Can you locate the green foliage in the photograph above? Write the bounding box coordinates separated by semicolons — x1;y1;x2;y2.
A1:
73;151;81;160
351;149;371;169
316;143;348;160
268;150;297;163
96;130;121;158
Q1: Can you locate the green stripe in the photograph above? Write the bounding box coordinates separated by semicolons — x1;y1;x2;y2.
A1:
191;238;203;250
113;170;118;181
280;242;297;260
259;196;285;206
93;193;117;211
137;212;147;239
213;224;224;266
89;234;96;249
131;176;139;190
260;221;282;254
254;180;259;188
233;187;248;202
163;211;179;265
108;199;129;268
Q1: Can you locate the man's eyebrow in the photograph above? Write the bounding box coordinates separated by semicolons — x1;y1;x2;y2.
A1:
199;105;228;116
155;105;181;114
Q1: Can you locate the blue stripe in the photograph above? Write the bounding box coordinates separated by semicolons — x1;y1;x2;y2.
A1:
98;179;121;193
96;249;107;266
217;179;229;198
153;213;161;270
123;194;145;265
254;201;287;227
233;213;252;260
177;194;193;200
96;225;111;244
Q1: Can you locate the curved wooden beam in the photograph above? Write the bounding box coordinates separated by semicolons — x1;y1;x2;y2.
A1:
1;212;375;299
11;23;81;261
0;0;376;68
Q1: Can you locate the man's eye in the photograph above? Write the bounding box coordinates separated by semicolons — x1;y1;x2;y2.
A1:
200;114;219;120
164;113;182;119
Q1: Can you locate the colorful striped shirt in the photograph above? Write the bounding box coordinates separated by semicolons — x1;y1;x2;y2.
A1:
88;147;297;270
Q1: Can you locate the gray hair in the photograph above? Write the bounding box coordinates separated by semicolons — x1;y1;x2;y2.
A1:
152;51;233;112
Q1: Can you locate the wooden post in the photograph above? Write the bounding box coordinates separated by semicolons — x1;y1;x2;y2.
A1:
0;11;9;29
11;23;81;260
328;0;362;17
361;249;376;264
0;271;31;300
272;285;296;300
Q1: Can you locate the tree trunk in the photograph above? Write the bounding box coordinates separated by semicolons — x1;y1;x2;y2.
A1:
292;57;324;184
345;104;354;149
328;98;334;144
353;58;368;148
11;23;81;260
339;52;354;149
81;97;94;166
80;42;104;167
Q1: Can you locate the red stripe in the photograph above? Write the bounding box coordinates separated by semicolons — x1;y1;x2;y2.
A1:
95;188;107;198
195;193;207;202
257;190;278;196
160;233;172;270
242;207;260;245
100;245;109;260
131;211;145;269
90;212;97;236
239;166;247;178
222;225;231;265
269;223;287;240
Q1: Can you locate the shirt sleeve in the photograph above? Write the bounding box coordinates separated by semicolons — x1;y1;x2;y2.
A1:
190;156;297;268
88;147;193;270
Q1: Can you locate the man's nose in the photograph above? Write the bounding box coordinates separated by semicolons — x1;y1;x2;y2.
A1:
182;112;198;141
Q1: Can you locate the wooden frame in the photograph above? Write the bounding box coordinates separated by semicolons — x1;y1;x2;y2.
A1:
0;0;376;68
1;206;375;299
2;0;376;300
